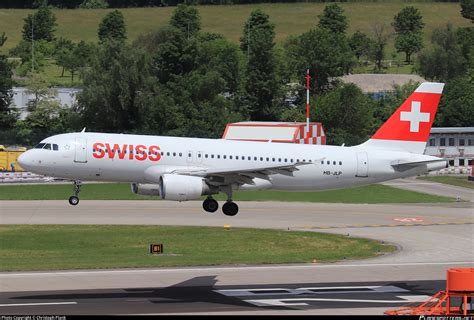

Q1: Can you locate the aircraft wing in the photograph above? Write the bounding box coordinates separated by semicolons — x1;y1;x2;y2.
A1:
170;162;313;186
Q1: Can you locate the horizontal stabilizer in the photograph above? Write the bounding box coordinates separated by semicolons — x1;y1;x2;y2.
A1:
391;159;447;168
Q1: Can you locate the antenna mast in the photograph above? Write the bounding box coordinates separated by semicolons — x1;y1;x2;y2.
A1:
305;69;311;144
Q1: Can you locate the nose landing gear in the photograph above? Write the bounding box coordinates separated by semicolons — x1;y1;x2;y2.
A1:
68;180;81;206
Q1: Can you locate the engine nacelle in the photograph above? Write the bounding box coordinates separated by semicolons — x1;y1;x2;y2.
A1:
159;174;214;201
131;183;161;196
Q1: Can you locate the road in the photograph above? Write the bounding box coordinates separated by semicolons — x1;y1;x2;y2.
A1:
0;197;473;314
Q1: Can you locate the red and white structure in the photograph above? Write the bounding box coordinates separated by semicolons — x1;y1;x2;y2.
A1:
222;69;326;145
222;122;326;145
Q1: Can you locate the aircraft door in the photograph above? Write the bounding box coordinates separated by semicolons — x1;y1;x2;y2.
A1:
356;152;368;177
74;138;87;163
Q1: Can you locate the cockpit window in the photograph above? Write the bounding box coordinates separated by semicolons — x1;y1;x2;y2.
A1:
43;143;52;150
53;144;59;151
34;143;46;149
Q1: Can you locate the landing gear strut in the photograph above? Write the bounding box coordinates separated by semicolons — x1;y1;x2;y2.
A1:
68;180;81;206
221;186;239;216
202;197;219;213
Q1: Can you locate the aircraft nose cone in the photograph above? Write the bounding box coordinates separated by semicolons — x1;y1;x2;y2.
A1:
17;151;32;170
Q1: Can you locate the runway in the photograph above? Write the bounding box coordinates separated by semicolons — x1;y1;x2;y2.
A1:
1;198;473;314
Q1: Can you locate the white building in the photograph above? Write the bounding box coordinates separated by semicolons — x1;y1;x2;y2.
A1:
11;87;81;119
425;127;474;168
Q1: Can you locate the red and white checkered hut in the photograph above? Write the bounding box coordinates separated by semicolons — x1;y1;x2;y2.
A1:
222;122;326;145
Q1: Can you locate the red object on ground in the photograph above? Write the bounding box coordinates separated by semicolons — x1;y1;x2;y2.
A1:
385;268;474;316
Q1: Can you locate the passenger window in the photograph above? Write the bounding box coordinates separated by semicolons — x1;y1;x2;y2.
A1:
173;152;176;157
211;155;214;159
217;155;220;159
278;158;281;162
284;159;287;162
266;157;269;161
321;161;324;164
205;154;208;158
224;155;227;159
167;152;170;156
179;153;182;157
260;157;263;161
248;156;251;160
339;161;342;165
230;156;233;159
333;161;336;165
327;161;330;165
272;158;275;162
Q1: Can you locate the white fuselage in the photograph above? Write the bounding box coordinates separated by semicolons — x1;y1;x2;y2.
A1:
19;132;445;192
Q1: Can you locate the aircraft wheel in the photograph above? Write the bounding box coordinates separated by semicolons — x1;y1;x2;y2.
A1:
203;198;219;213
68;196;79;206
222;201;238;216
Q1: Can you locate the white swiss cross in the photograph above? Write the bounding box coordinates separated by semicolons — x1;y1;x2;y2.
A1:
400;101;430;133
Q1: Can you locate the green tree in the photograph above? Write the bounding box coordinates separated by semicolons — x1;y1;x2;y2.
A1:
170;4;201;38
435;77;474;127
461;0;474;23
349;30;372;61
54;37;75;77
98;10;127;44
151;27;198;84
290;27;354;92
240;9;281;121
22;3;57;42
0;33;16;131
79;0;109;9
196;37;241;94
417;24;467;81
369;24;390;72
313;83;374;146
392;6;425;64
78;41;149;132
318;3;348;34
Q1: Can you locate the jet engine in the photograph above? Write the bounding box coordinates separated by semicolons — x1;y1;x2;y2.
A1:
159;174;215;201
131;183;161;196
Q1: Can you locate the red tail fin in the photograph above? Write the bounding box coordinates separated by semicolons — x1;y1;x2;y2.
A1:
364;82;444;153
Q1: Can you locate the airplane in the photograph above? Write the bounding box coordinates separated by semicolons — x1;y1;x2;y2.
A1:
18;82;447;216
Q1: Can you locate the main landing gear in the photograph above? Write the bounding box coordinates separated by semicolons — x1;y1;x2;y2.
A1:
202;197;219;213
201;187;239;216
68;180;81;206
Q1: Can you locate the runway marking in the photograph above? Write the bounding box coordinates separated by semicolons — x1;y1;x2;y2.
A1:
216;285;409;297
245;295;433;307
302;221;474;229
0;261;472;277
0;302;77;307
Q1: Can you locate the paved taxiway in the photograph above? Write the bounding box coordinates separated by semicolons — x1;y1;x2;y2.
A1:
1;197;473;314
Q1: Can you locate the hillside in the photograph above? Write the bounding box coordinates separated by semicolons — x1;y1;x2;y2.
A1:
0;2;470;54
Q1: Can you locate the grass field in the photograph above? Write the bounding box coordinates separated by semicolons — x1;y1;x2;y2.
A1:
0;3;470;55
0;225;395;271
417;175;474;189
0;182;455;203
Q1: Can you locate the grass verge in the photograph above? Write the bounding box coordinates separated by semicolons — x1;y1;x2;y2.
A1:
417;175;474;189
0;3;470;54
0;183;455;203
0;225;395;271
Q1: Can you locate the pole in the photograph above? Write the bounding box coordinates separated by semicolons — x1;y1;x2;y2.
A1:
305;69;311;144
31;15;34;73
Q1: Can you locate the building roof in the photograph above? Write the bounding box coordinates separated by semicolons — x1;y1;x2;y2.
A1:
430;127;474;134
339;74;426;93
